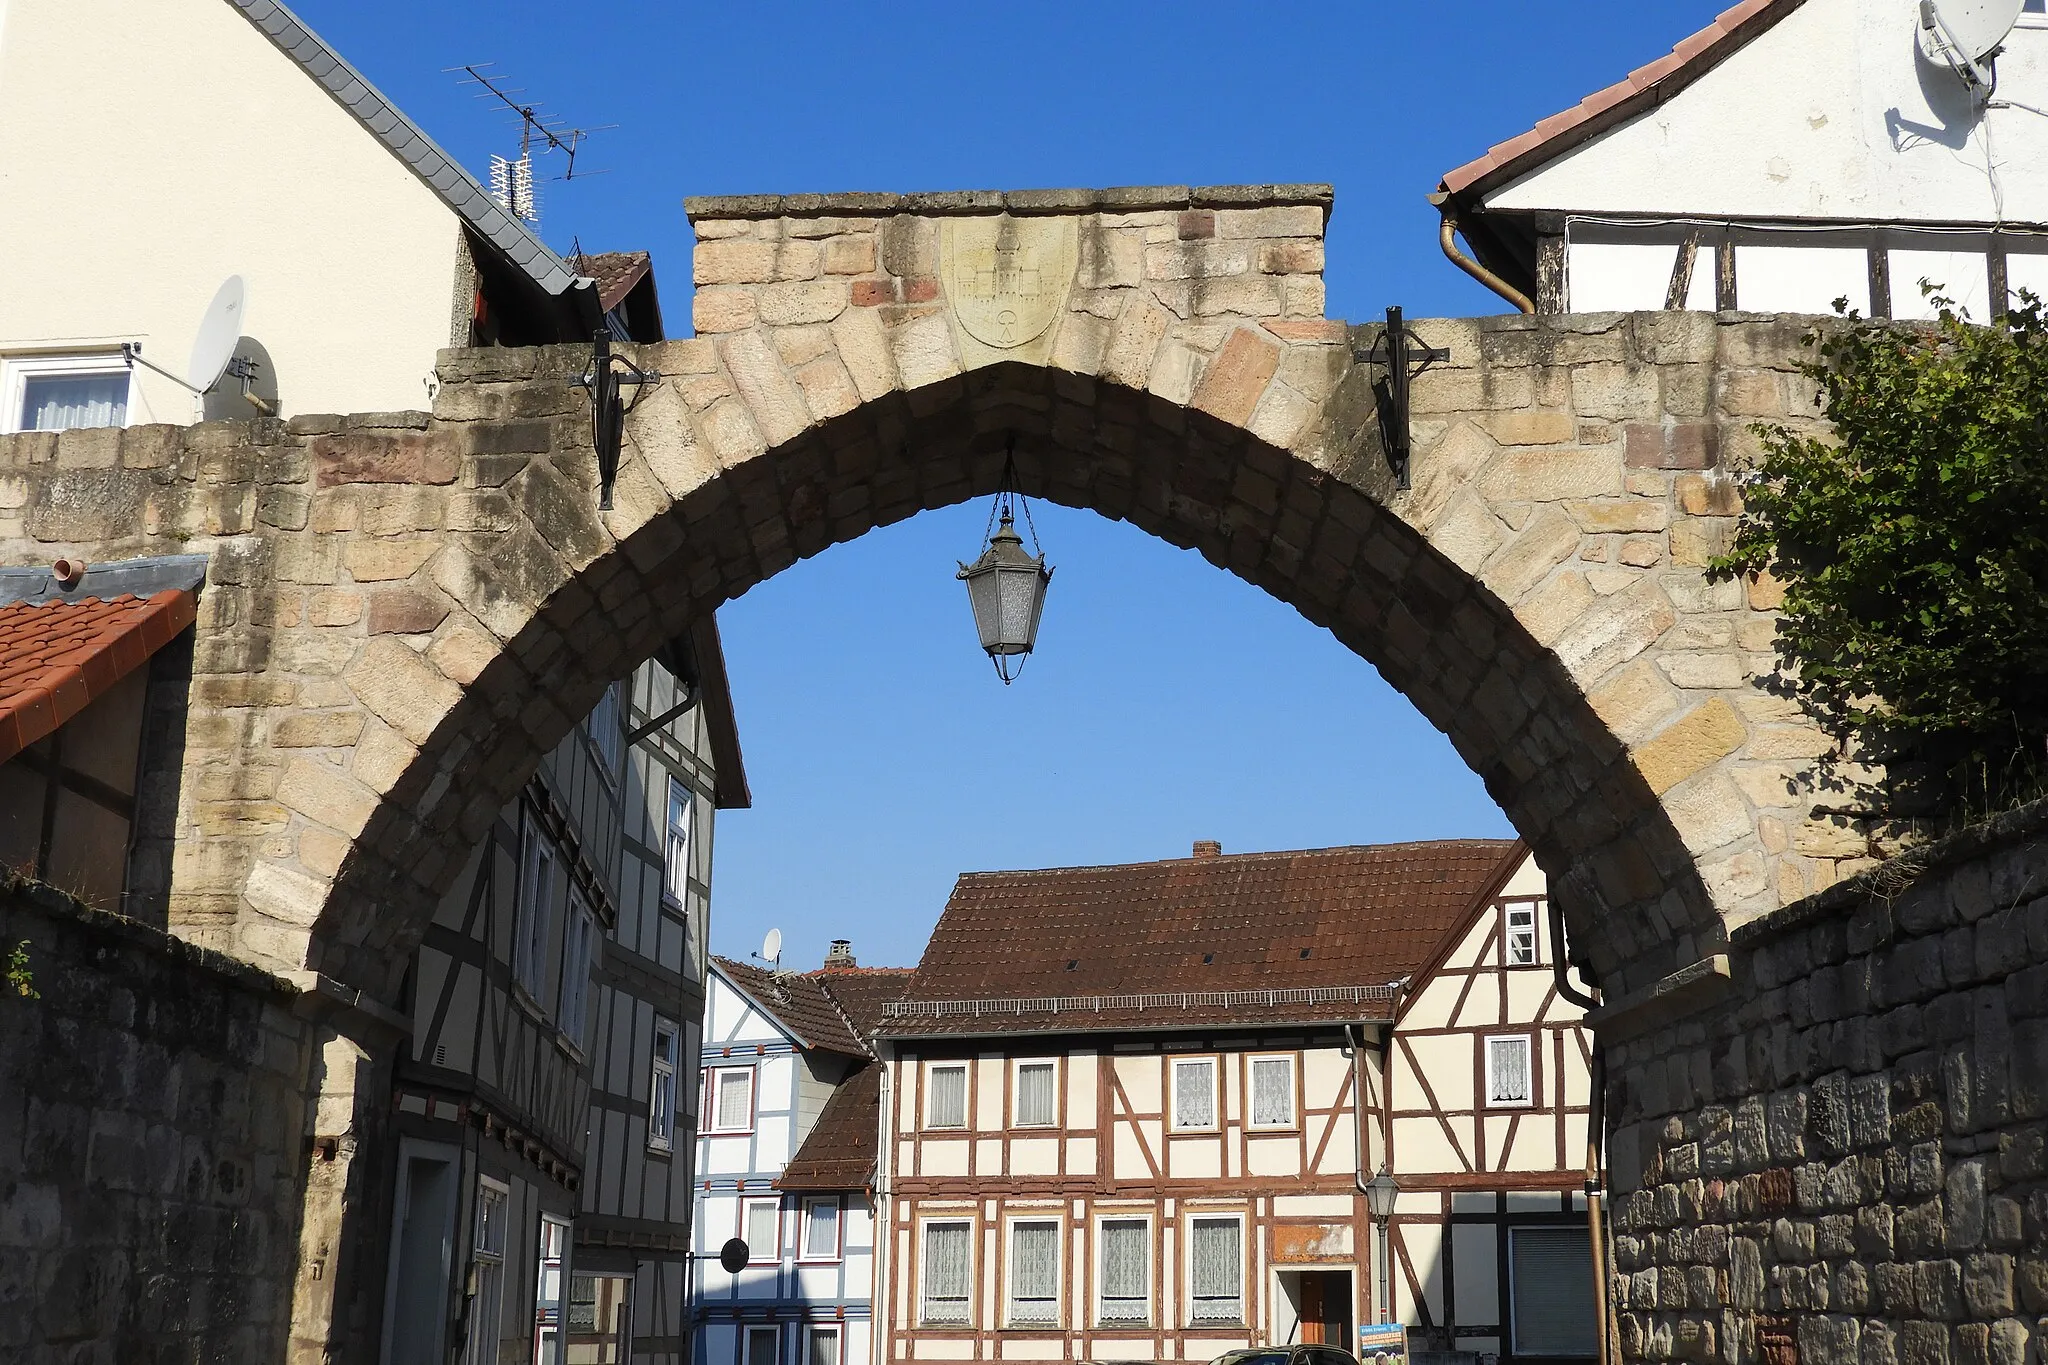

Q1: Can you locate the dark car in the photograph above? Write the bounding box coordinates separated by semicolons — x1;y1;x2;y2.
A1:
1212;1347;1361;1365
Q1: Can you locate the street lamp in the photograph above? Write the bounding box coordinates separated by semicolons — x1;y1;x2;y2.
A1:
957;451;1052;684
1362;1167;1400;1324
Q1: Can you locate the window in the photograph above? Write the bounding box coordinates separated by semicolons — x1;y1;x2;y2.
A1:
514;815;556;1002
1096;1217;1150;1325
1506;903;1538;966
926;1062;968;1129
745;1325;780;1365
706;1067;755;1133
557;895;596;1048
920;1220;972;1324
1487;1035;1534;1107
648;1018;678;1151
534;1214;570;1365
663;778;695;906
806;1327;841;1365
1509;1225;1597;1356
1007;1218;1060;1325
461;1178;509;1365
1014;1061;1056;1127
1187;1215;1243;1324
3;355;132;434
1171;1058;1216;1130
587;683;622;778
744;1199;781;1263
801;1197;842;1261
1249;1056;1295;1129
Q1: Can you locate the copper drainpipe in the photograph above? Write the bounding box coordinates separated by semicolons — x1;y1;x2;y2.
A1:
1430;195;1535;314
1548;896;1611;1365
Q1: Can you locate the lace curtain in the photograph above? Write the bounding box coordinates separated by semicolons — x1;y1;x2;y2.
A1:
1251;1058;1292;1126
1489;1037;1531;1104
1098;1220;1148;1321
1009;1221;1058;1322
929;1066;967;1127
1189;1218;1242;1321
1173;1060;1215;1128
923;1223;971;1322
1016;1063;1056;1125
746;1202;779;1261
21;373;126;432
718;1071;753;1129
804;1200;839;1258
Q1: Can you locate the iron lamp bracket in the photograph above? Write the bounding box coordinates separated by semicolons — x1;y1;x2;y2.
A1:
574;331;658;510
1354;305;1449;490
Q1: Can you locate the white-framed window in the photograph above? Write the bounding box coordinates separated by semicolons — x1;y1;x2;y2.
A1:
1186;1214;1244;1324
805;1326;841;1365
1506;903;1538;966
705;1066;756;1134
663;777;695;907
461;1176;510;1365
744;1198;781;1263
556;894;596;1048
534;1214;571;1365
1508;1225;1598;1356
1248;1055;1295;1129
926;1062;968;1129
513;813;556;1003
1007;1217;1061;1325
587;682;622;779
1095;1216;1151;1325
920;1219;973;1325
1014;1060;1057;1127
1170;1057;1217;1131
2;353;134;434
1486;1034;1535;1107
745;1324;780;1365
648;1017;678;1151
800;1196;842;1262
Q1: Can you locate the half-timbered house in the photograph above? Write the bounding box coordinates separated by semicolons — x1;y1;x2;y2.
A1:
689;948;911;1365
871;839;1600;1365
382;618;749;1365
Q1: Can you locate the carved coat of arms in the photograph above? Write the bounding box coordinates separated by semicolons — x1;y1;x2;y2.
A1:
939;215;1078;351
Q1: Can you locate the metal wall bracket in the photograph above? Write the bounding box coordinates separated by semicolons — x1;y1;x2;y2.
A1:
574;331;656;510
1355;305;1449;490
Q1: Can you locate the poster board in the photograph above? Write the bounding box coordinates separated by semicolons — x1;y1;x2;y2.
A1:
1358;1322;1408;1365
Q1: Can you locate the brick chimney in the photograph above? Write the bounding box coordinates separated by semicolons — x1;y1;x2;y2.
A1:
823;939;857;968
1191;840;1222;859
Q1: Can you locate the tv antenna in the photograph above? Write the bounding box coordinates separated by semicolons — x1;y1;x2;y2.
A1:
754;928;784;971
1918;0;2025;94
449;63;614;225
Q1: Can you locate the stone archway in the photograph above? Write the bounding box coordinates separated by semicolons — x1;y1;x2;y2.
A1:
0;185;1836;1012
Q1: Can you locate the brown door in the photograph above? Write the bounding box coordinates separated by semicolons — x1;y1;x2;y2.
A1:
1300;1275;1326;1344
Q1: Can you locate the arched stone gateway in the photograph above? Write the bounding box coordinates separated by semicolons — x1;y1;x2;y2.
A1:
0;186;1840;1010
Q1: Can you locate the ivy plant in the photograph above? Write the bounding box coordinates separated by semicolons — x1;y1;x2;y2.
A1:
1713;291;2048;813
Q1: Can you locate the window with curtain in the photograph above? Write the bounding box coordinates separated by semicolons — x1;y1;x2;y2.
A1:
745;1200;781;1263
663;778;694;906
1250;1056;1294;1128
806;1327;841;1365
802;1198;841;1260
1188;1216;1242;1323
18;371;128;432
709;1068;754;1132
1096;1219;1149;1324
745;1326;779;1365
1015;1061;1056;1127
1172;1058;1216;1129
927;1063;967;1128
1008;1220;1060;1324
1506;903;1538;965
1487;1035;1534;1106
922;1221;972;1323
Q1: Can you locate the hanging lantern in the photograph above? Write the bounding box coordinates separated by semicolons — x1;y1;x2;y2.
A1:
957;453;1053;684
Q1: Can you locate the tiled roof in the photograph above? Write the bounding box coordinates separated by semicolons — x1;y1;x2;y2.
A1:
814;967;913;1034
0;590;198;763
714;958;870;1057
776;1062;882;1191
883;839;1524;1037
572;251;653;313
1440;0;1801;200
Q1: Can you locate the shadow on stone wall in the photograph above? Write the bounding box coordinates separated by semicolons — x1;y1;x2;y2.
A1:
0;872;313;1363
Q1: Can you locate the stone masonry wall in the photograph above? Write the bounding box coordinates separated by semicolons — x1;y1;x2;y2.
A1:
0;872;313;1363
1603;800;2048;1365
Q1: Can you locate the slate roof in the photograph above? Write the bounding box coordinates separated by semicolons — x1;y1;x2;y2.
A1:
1439;0;1802;202
776;1062;883;1191
881;839;1524;1037
714;958;870;1057
0;591;197;763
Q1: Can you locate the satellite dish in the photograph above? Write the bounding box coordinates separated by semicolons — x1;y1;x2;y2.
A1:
188;276;247;393
761;927;783;967
719;1237;750;1274
1924;0;2025;59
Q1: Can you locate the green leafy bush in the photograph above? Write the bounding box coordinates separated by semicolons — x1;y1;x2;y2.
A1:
1714;292;2048;813
6;938;32;999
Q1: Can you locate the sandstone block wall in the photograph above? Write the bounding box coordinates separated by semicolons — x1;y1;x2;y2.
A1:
0;874;312;1363
1604;801;2048;1365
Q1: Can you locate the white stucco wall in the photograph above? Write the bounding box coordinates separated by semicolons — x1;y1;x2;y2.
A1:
0;0;464;423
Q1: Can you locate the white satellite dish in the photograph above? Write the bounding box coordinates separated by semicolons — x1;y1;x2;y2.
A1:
188;276;247;393
761;927;783;968
1919;0;2025;87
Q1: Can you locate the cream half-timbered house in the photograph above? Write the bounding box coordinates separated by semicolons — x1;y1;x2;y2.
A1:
690;952;910;1365
383;620;749;1365
872;839;1600;1365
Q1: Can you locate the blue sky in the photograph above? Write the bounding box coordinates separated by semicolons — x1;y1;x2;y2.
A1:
292;0;1729;972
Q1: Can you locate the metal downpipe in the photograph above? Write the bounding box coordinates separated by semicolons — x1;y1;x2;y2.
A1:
1433;202;1535;314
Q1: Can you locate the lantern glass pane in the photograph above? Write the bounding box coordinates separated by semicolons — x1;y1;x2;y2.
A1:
996;565;1038;653
964;569;1002;650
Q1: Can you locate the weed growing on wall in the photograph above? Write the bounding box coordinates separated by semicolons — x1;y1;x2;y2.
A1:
6;938;34;999
1714;292;2048;815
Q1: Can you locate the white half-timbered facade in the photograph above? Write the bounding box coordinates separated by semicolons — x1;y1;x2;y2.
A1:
382;621;749;1365
872;839;1600;1365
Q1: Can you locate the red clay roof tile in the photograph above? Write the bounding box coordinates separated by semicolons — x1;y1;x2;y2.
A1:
0;590;197;763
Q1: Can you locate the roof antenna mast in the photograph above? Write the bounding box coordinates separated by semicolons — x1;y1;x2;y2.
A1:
449;63;615;227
